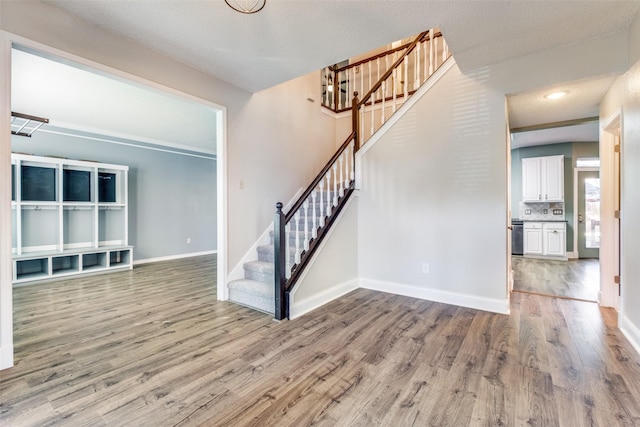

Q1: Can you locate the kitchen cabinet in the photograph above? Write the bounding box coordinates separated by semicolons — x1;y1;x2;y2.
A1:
523;221;566;259
523;223;543;255
522;155;564;202
543;222;566;257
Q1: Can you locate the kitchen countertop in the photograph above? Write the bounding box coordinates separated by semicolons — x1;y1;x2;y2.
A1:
514;218;568;222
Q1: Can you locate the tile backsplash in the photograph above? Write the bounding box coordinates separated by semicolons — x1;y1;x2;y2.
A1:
519;202;564;220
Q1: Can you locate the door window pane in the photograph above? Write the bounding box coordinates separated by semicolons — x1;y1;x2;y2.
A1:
585;178;600;248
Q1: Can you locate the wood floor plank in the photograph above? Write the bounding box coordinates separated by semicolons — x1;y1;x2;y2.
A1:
2;255;640;426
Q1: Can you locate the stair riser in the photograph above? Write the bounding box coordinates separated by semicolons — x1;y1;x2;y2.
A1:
228;290;274;315
244;268;274;285
258;251;296;264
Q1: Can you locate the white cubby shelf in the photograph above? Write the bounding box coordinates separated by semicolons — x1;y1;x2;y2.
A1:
11;153;133;284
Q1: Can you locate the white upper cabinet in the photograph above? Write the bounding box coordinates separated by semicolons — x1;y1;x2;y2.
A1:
522;155;564;202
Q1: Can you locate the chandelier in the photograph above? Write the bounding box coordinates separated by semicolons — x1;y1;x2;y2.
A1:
225;0;266;14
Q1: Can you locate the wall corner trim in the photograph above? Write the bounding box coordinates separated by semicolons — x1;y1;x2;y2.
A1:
0;345;14;370
619;313;640;357
359;278;510;315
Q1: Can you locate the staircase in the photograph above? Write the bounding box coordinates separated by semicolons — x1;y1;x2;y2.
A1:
228;29;450;318
227;195;336;315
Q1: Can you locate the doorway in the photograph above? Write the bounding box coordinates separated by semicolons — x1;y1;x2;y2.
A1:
0;35;227;370
577;170;600;259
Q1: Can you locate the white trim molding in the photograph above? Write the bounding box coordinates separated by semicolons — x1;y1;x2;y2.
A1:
619;313;640;357
289;279;359;319
359;278;510;315
134;250;217;266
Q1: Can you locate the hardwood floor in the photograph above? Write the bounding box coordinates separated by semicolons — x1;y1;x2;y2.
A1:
512;256;600;301
2;255;639;426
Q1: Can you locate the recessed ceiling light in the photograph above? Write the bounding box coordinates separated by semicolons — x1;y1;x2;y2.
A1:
545;91;568;100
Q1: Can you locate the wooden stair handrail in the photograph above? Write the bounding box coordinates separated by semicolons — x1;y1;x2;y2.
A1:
332;31;442;75
284;131;356;223
358;30;429;108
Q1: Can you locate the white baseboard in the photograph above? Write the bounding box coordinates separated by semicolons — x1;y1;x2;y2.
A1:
359;278;510;315
290;278;359;319
0;345;14;370
134;250;217;265
566;251;579;259
619;313;640;357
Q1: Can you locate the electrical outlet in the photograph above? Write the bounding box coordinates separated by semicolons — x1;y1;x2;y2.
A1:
422;263;429;274
187;237;191;244
525;209;531;215
239;180;245;190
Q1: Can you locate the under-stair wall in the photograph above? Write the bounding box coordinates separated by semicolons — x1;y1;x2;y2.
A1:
357;60;509;313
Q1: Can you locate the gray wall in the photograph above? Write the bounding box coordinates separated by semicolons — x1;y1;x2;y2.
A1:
511;141;599;253
12;128;216;261
358;62;508;307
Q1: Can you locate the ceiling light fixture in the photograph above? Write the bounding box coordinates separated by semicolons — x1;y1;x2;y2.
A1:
225;0;266;14
545;91;568;100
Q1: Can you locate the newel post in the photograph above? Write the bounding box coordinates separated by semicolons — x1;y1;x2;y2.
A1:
273;202;286;320
352;91;360;151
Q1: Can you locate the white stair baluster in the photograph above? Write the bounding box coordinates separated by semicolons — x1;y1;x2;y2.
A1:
392;68;397;113
294;210;301;264
332;163;339;206
325;171;332;217
311;189;318;238
404;55;409;99
349;140;355;181
381;81;386;125
303;200;310;251
360;104;365;145
318;181;325;226
429;29;434;75
385;54;390;97
368;62;372;96
338;154;345;197
360;65;364;103
415;42;420;90
370;93;375;137
351;67;356;108
423;41;427;81
287;220;294;277
343;148;350;190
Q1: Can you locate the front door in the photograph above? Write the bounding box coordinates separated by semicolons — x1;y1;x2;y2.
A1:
577;170;600;258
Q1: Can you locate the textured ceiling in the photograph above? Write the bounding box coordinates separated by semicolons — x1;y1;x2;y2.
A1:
508;76;619;129
12;48;217;154
15;1;640;151
46;0;640;93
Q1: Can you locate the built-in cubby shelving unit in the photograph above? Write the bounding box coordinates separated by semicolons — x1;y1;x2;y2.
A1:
11;153;132;284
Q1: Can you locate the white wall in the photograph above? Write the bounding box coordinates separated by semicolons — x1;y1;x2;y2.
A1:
227;71;337;273
600;11;640;353
357;62;510;313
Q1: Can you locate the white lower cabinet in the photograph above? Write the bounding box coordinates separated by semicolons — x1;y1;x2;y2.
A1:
543;223;566;257
524;222;566;259
523;223;543;255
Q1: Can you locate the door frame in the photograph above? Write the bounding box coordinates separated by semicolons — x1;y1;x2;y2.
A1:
599;110;621;309
573;166;599;259
0;31;229;370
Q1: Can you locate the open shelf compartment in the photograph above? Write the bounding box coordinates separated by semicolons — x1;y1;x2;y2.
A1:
52;254;80;276
82;252;108;272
